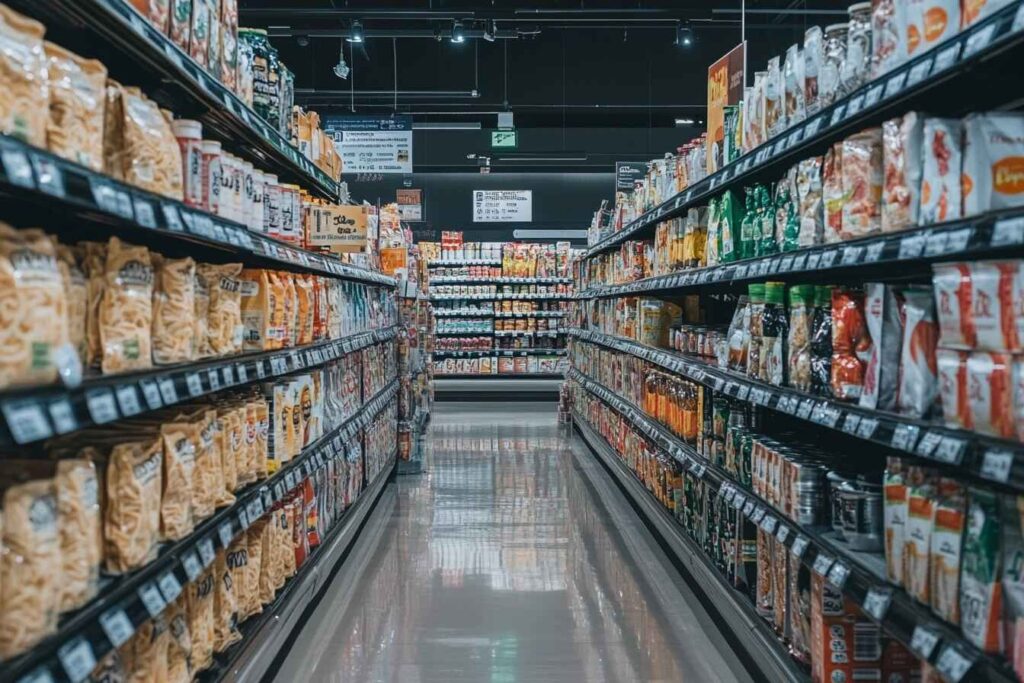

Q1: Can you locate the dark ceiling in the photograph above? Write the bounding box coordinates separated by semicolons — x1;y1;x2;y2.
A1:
239;1;853;129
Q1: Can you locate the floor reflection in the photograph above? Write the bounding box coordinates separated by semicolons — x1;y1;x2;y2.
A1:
275;403;747;683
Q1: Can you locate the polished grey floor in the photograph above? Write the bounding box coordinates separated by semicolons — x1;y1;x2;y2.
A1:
272;403;753;683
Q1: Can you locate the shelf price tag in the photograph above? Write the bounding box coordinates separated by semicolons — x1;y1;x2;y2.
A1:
865;240;886;262
812;552;835;576
47;398;78;435
157;570;182;602
1;146;34;188
217;521;234;548
898;233;927;259
207;368;221;392
85;388;118;425
934;436;966;465
30;155;65;197
115;385;142;416
58;636;97;683
862;586;893;621
181;550;202;581
935;643;975;683
906;57;933;86
934;40;962;71
185;372;204;397
790;535;810;558
138;581;167;617
827;562;850;589
916;430;943;457
158;377;178;405
856;416;879;440
139;379;163;410
980;449;1014;483
910;625;941;660
775;524;790;544
760;514;777;534
198;537;215;567
2;400;53;444
99;606;135;647
891;423;920;451
884;71;907;98
963;23;996;59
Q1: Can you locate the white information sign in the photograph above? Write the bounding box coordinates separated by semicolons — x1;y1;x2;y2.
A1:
322;116;412;174
472;190;532;222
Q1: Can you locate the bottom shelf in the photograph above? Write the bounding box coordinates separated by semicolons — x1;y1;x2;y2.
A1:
203;452;396;682
572;415;807;683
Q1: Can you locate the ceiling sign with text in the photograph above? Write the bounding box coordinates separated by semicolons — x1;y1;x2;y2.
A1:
472;190;532;223
396;188;423;221
321;115;413;174
307;204;368;254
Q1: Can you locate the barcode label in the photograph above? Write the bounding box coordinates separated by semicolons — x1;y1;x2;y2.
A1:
853;622;882;661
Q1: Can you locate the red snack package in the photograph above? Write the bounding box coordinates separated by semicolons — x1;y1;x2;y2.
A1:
937;349;972;430
831;288;872;401
932;263;976;350
967;351;1014;439
304;478;320;549
971;261;1021;352
840;128;884;240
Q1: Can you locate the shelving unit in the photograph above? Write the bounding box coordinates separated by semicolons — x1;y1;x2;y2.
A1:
11;0;340;200
584;1;1024;260
569;368;1013;682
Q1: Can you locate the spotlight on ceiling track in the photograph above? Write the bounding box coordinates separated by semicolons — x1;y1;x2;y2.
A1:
451;20;465;43
674;118;695;126
347;20;364;43
483;21;496;43
676;23;694;47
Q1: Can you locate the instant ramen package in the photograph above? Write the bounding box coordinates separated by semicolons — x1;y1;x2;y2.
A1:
43;42;107;171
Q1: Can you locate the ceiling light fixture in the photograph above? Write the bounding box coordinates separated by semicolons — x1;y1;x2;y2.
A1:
333;39;350;79
676;22;694;47
675;117;695;125
347;20;364;43
451;20;465;43
483;20;496;43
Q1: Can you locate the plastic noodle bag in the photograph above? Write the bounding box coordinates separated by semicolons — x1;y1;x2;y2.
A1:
907;0;958;57
783;44;805;126
804;27;822;115
193;265;211;358
882;113;924;233
0;6;48;147
937;349;972;430
823;143;845;243
187;567;215;673
166;596;193;683
100;237;154;374
56;245;87;365
0;480;58;658
44;42;107;171
963;113;1024;217
213;549;242;652
897;286;939;418
920;118;963;226
970;261;1020;352
56;459;101;612
121;616;170;683
859;284;902;411
840;128;884;240
796;157;824;247
242;520;266;619
967;351;1014;439
199;263;243;356
159;421;196;541
104;437;163;572
152;255;196;364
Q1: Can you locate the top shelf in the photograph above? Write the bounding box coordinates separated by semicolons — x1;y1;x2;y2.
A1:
14;0;340;202
585;1;1024;258
430;276;573;285
428;258;503;267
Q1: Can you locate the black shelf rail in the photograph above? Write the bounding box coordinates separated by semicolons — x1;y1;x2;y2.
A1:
11;0;339;201
0;327;397;448
568;328;1024;495
430;276;573;284
568;369;1012;683
0;134;393;289
583;1;1024;260
431;293;573;301
432;348;566;358
2;379;400;683
578;208;1024;299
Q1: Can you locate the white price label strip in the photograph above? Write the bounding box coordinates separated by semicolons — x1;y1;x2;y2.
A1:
99;607;135;647
910;625;941;660
861;586;892;621
58;637;96;683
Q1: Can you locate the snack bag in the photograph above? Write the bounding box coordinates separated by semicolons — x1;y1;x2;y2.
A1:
907;0;959;56
967;351;1015;438
1003;494;1024;680
804;27;822;115
840;128;884;240
932;262;976;349
931;480;965;624
937;349;972;430
859;284;902;411
897;286;939;418
905;472;936;604
830;288;872;401
871;0;906;78
882;113;924;233
822;143;845;243
962;0;1015;28
960;487;1003;653
970;261;1020;352
963;112;1024;217
884;459;909;585
920;118;963;225
0;6;48;147
796;156;824;247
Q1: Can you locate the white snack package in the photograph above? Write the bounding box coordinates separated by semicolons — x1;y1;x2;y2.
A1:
963;112;1024;217
919;118;963;226
906;0;959;57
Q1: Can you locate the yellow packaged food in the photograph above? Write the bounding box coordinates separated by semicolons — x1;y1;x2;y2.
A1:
102;80;126;182
159;421;196;541
43;42;107;171
226;534;254;622
242;520;265;620
0;6;47;147
0;225;69;388
255;398;269;480
116;86;183;200
100;237;153;374
295;274;314;345
213;549;241;652
187;567;215;673
282;501;297;579
268;271;288;349
56;459;101;612
199;263;243;356
200;407;234;509
56;244;87;365
0;479;58;658
83;241;107;369
216;405;239;493
103;437;162;573
166;596;193;683
193;264;211;358
152;255;196;365
256;512;276;604
243;400;259;484
281;273;297;347
121;616;170;683
240;268;273;351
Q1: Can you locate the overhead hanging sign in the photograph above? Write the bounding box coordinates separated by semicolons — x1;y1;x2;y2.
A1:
321;115;413;174
307;204;368;254
396;188;423;221
707;42;746;174
472;190;532;223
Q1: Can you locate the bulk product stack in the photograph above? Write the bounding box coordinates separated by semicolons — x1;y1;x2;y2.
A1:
571;3;1024;683
0;2;401;682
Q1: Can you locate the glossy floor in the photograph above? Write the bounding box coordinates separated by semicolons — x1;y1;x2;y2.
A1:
273;403;753;683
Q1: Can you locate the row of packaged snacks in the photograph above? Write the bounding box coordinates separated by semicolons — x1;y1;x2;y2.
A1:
570;385;929;683
421;237;577;278
595;0;1011;240
431;284;573;297
430;266;504;278
87;427;384;682
0;226;394;391
0;351;394;660
436;319;493;334
129;1;342;179
495;319;562;333
583;110;1024;289
433;301;568;316
433;356;564;376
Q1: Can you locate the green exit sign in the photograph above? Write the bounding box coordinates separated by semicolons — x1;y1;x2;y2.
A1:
491;130;518;148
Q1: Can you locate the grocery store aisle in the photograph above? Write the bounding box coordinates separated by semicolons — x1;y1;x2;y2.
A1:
272;403;753;683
